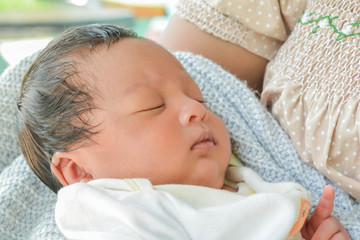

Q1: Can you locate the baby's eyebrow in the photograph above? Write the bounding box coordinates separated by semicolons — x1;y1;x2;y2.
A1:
119;81;153;98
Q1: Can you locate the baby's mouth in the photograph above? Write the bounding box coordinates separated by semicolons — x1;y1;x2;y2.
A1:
191;132;215;150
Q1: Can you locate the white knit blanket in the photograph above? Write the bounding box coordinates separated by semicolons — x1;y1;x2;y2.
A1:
0;51;359;239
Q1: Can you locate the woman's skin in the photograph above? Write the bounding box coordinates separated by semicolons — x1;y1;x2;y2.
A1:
159;14;269;93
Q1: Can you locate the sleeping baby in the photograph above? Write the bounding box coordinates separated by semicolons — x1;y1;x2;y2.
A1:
16;24;349;239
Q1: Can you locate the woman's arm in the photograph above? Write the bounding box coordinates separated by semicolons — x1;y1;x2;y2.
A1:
159;14;268;93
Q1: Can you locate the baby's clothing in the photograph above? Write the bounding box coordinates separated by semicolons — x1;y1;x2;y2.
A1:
55;165;310;240
176;0;360;200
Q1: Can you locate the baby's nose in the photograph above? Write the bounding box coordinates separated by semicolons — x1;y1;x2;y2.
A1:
179;100;208;126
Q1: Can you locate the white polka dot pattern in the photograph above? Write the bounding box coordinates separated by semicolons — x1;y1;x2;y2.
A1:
262;0;360;200
176;0;306;60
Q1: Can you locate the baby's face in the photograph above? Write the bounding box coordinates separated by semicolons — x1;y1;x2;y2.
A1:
75;38;231;189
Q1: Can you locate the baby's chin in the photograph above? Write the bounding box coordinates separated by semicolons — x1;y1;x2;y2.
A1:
191;163;227;189
192;174;226;190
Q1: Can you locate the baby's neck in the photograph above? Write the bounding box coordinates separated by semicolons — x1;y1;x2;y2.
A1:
222;184;237;192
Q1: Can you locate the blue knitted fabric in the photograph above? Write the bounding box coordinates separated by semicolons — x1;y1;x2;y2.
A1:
0;51;359;239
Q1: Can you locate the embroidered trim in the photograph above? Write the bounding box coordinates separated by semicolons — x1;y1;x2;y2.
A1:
298;10;360;42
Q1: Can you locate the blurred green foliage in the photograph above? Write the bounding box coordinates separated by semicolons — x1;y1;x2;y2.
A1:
0;0;57;11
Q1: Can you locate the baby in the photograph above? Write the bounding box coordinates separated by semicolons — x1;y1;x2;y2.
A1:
17;24;349;239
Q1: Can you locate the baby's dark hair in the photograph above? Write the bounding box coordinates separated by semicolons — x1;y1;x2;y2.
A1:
16;24;138;193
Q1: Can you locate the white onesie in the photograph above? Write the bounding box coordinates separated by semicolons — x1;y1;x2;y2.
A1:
55;165;310;240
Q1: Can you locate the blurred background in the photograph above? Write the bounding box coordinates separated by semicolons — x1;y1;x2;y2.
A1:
0;0;176;75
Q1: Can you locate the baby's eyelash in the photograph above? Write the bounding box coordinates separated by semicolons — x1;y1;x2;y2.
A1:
143;104;165;112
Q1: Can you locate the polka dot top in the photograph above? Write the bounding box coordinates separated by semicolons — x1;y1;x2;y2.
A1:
176;0;306;60
261;0;360;200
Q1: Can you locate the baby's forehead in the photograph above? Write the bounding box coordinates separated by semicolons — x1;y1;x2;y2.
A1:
68;39;199;105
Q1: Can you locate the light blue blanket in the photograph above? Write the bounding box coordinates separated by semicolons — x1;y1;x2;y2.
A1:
0;51;359;239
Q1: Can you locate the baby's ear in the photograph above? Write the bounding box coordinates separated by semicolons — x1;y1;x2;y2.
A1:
51;152;93;186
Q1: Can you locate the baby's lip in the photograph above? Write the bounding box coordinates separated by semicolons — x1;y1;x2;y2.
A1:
191;131;215;150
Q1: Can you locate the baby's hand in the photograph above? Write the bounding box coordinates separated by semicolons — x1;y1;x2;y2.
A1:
301;185;350;240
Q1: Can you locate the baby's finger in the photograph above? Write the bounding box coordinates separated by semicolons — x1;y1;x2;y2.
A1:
309;185;335;230
311;217;350;240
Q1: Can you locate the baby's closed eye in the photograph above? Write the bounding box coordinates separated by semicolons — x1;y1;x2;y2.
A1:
135;104;165;113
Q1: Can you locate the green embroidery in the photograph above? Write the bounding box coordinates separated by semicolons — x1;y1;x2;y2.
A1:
298;10;360;42
309;11;316;17
311;26;320;34
353;21;360;28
